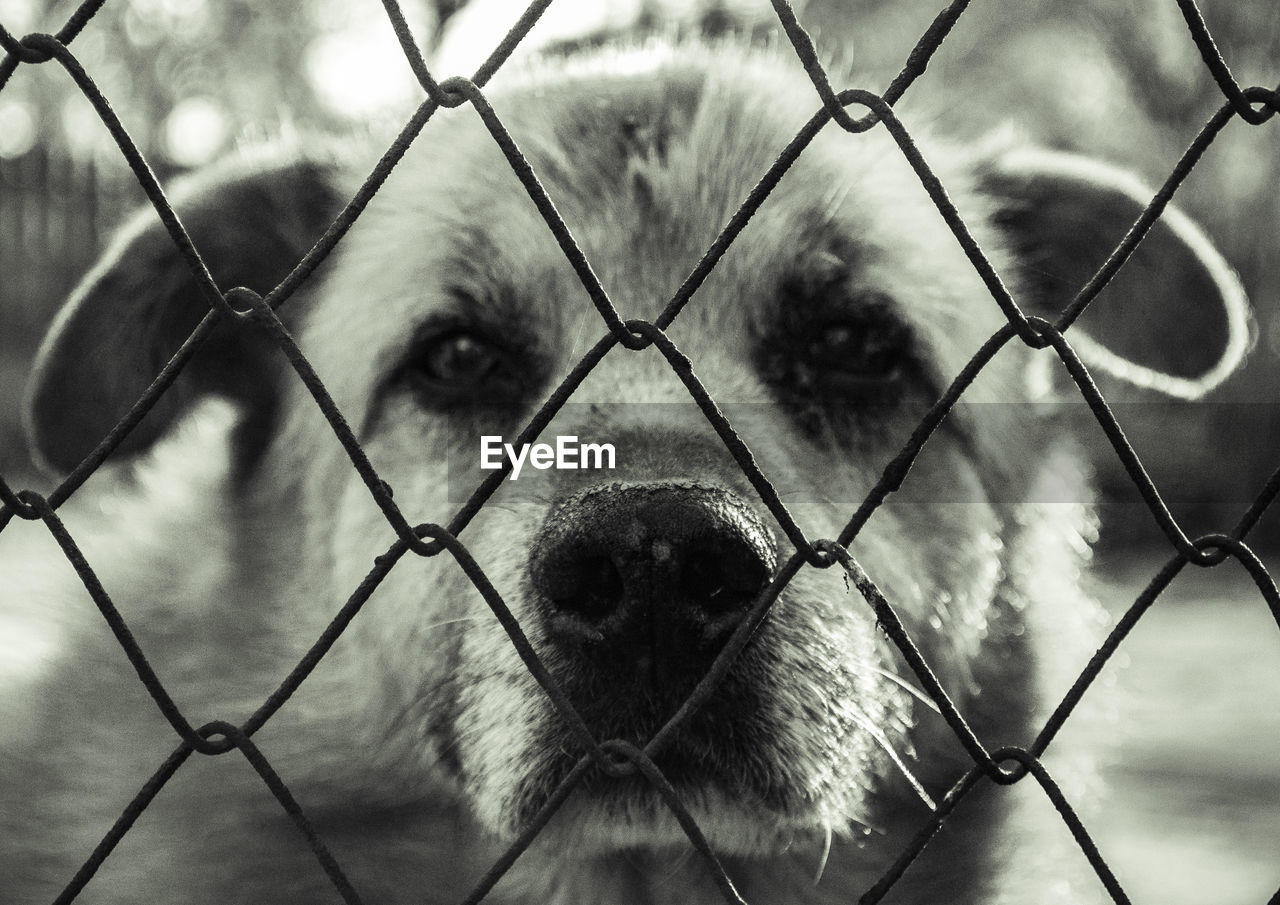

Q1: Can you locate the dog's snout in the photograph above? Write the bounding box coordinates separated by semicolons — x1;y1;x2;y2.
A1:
529;483;778;663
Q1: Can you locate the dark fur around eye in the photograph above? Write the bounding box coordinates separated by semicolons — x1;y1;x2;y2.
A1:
754;284;932;438
397;317;546;412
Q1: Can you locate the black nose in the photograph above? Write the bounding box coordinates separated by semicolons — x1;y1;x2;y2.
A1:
528;482;778;679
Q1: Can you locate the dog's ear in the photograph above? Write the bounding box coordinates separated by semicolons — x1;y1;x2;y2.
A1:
25;149;346;476
980;147;1252;400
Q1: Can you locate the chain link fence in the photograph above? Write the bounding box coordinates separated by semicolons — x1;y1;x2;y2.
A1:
1;0;1278;902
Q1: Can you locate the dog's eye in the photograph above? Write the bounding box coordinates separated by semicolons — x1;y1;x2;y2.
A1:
421;332;503;383
756;289;932;438
401;328;534;408
763;300;917;398
806;317;911;389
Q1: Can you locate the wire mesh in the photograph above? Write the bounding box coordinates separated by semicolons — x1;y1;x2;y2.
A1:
0;1;1278;903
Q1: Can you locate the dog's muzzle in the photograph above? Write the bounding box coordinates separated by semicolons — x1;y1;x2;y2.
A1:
528;481;778;686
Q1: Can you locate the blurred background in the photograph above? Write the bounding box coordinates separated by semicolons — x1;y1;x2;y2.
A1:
0;0;1277;901
1;0;1278;544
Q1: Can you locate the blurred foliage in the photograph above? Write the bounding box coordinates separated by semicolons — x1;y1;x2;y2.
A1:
0;0;437;168
2;1;1269;193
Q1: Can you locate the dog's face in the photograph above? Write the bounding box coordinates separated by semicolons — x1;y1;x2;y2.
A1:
303;50;1032;852
22;43;1245;898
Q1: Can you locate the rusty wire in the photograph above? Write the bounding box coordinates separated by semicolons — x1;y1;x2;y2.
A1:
1;0;1279;902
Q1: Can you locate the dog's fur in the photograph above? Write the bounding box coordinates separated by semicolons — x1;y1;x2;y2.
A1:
0;42;1246;904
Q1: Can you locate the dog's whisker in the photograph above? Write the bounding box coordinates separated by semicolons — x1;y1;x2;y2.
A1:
420;615;492;633
566;313;590;364
648;845;696;887
851;715;936;812
812;823;833;886
855;661;943;715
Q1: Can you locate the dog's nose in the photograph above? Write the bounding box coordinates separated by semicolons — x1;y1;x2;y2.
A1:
529;482;778;670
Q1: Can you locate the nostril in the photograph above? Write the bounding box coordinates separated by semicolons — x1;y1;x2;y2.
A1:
529;481;778;653
548;554;624;621
682;552;724;603
681;547;770;616
582;555;624;600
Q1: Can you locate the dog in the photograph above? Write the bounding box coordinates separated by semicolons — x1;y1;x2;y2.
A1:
0;39;1249;905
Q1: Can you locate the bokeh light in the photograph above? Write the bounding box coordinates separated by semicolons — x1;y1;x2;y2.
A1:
123;0;212;48
0;99;37;158
435;0;642;75
0;0;36;32
164;96;230;167
305;17;422;118
59;94;116;160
